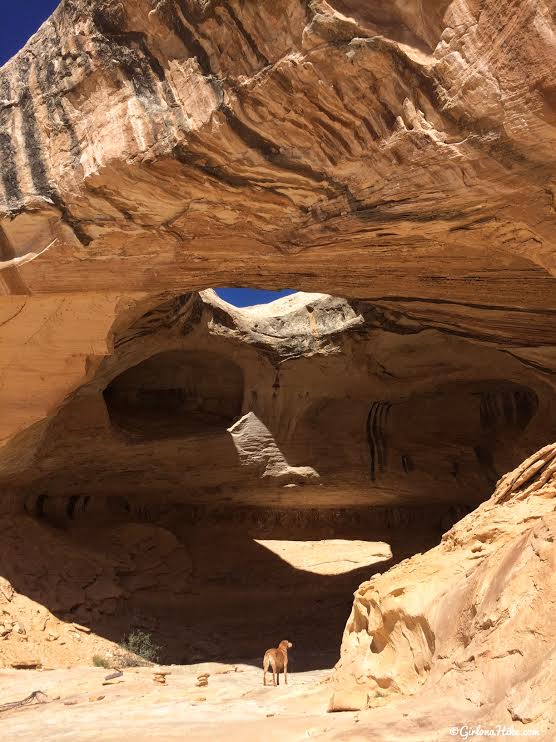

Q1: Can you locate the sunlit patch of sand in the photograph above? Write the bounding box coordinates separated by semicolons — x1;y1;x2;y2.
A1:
254;539;392;575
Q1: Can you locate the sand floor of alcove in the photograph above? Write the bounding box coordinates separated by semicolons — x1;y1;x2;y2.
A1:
0;661;468;741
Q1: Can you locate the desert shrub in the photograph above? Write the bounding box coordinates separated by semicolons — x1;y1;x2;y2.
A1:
119;629;161;666
92;654;111;669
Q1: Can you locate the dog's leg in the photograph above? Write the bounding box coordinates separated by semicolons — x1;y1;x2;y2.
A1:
284;659;288;685
263;656;269;686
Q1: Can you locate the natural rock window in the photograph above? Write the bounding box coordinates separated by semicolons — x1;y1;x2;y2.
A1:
0;0;555;731
214;287;297;307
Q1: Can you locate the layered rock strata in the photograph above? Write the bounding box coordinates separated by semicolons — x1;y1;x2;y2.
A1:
0;1;554;730
1;0;555;455
1;291;552;511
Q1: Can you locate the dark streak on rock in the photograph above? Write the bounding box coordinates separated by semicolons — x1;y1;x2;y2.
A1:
218;3;270;67
448;216;493;232
221;103;341;199
92;8;164;105
116;47;158;101
173;144;253;190
18;59;51;195
0;301;26;328
313;113;356;158
0;76;23;206
478;388;537;432
37;22;81;160
36;494;46;518
66;494;79;519
18;55;91;245
168;1;214;79
114;293;196;349
401;453;415;473
160;2;226;110
354;303;424;336
473;445;499;486
367;401;390;481
348;195;467;224
173;142;292;203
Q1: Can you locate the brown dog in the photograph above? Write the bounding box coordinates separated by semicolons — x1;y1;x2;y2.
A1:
263;640;293;686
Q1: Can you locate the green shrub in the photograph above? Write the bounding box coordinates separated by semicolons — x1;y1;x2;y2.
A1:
92;654;111;669
119;629;161;666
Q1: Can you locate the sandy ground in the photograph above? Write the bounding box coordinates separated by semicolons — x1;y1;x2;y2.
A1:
0;661;357;741
1;661;545;741
2;523;425;671
1;529;494;741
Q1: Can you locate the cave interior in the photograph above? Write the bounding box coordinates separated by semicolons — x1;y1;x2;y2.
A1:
2;288;554;668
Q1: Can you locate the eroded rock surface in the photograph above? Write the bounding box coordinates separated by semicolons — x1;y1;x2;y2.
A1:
0;0;555;287
0;1;554;738
0;0;555;452
2;291;553;512
331;444;556;738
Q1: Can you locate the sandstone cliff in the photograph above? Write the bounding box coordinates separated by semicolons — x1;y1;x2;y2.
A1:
0;1;555;738
1;0;555;451
2;290;552;512
331;444;556;739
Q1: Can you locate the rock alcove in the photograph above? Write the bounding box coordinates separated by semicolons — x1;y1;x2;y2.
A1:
1;289;553;667
0;1;554;726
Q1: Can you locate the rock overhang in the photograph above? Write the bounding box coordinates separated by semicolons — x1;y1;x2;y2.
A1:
0;0;555;293
0;4;554;728
0;289;552;517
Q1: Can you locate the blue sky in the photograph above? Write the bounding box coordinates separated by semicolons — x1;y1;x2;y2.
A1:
0;0;60;66
215;288;297;307
1;2;296;308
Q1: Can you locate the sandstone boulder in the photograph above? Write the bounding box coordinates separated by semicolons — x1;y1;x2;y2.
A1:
331;443;556;736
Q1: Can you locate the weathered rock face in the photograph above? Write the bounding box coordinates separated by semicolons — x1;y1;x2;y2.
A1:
1;0;555;289
0;0;555;452
0;0;555;733
5;287;553;670
331;444;556;738
0;290;553;513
